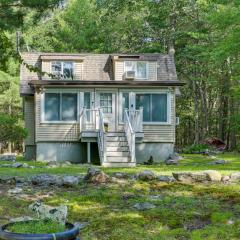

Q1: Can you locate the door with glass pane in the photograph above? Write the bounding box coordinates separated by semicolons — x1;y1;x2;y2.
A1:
97;92;116;132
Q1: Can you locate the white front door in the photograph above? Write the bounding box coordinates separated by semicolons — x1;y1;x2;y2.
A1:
96;91;116;132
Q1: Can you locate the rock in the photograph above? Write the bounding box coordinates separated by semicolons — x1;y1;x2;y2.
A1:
16;177;26;183
62;176;79;187
29;201;68;224
84;168;110;184
168;152;182;161
0;176;16;184
165;153;183;165
204;170;222;181
137;170;156;181
114;172;129;179
172;170;222;183
172;172;207;183
133;202;156;210
209;159;228;165
0;154;16;161
9;216;34;223
8;187;23;194
12;162;23;168
158;175;175;182
221;175;230;182
227;219;234;225
47;161;58;166
64;161;72;166
31;174;63;186
165;159;179;165
229;172;240;181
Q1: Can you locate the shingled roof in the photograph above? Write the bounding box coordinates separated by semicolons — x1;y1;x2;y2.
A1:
20;52;180;95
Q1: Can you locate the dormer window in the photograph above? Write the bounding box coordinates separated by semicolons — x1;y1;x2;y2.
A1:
51;61;74;80
124;61;148;79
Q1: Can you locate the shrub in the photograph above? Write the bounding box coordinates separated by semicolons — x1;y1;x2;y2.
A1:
182;144;208;154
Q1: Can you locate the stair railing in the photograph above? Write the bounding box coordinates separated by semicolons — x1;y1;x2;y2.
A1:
79;107;87;132
128;107;143;132
124;109;136;163
98;108;107;163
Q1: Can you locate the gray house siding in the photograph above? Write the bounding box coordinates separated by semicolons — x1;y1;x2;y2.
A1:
23;96;36;160
20;52;182;164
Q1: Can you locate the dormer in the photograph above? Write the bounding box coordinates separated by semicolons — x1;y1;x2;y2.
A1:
40;54;84;80
112;54;158;81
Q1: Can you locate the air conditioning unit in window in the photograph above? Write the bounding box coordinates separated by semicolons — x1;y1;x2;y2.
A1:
176;117;180;125
53;72;62;80
125;71;135;80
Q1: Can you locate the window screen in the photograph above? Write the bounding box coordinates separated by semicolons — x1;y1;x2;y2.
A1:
62;93;77;121
136;93;168;122
44;93;60;121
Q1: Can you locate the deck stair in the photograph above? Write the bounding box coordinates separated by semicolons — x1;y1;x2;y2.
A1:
102;132;136;167
80;108;141;167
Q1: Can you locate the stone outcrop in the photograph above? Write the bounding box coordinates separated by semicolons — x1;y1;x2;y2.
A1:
137;170;156;181
62;176;80;187
29;201;68;224
172;170;222;183
84;168;110;184
229;172;240;182
0;154;16;161
31;174;80;187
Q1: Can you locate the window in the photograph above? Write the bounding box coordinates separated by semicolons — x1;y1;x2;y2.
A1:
121;92;130;121
51;61;74;79
84;92;91;121
84;92;91;109
45;93;60;121
44;93;78;122
136;93;168;122
62;93;77;121
124;61;148;79
100;93;112;113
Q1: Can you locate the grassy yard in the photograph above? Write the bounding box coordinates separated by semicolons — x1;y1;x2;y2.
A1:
0;153;240;239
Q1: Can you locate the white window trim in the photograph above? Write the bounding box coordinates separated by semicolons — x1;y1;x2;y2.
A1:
51;61;75;79
137;93;171;125
119;90;172;125
41;91;79;124
124;61;149;80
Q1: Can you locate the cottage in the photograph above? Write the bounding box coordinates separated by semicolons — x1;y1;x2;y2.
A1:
20;52;184;167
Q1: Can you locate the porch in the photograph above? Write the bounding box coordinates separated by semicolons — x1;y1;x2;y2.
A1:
79;108;144;167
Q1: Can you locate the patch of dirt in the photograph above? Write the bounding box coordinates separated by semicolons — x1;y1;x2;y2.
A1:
184;218;211;231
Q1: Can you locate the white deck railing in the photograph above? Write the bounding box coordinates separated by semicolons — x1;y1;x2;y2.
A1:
124;110;136;163
80;108;106;163
127;108;143;132
80;108;143;164
98;109;106;163
80;108;99;132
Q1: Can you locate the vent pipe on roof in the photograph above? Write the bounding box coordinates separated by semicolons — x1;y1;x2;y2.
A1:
168;46;175;56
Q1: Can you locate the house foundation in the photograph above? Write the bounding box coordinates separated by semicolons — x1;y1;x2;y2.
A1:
136;143;174;163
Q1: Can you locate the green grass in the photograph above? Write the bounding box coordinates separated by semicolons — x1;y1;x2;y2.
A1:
7;220;65;234
0;152;239;178
1;153;240;239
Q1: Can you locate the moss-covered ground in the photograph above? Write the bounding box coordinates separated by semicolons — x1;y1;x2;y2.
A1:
0;153;240;239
